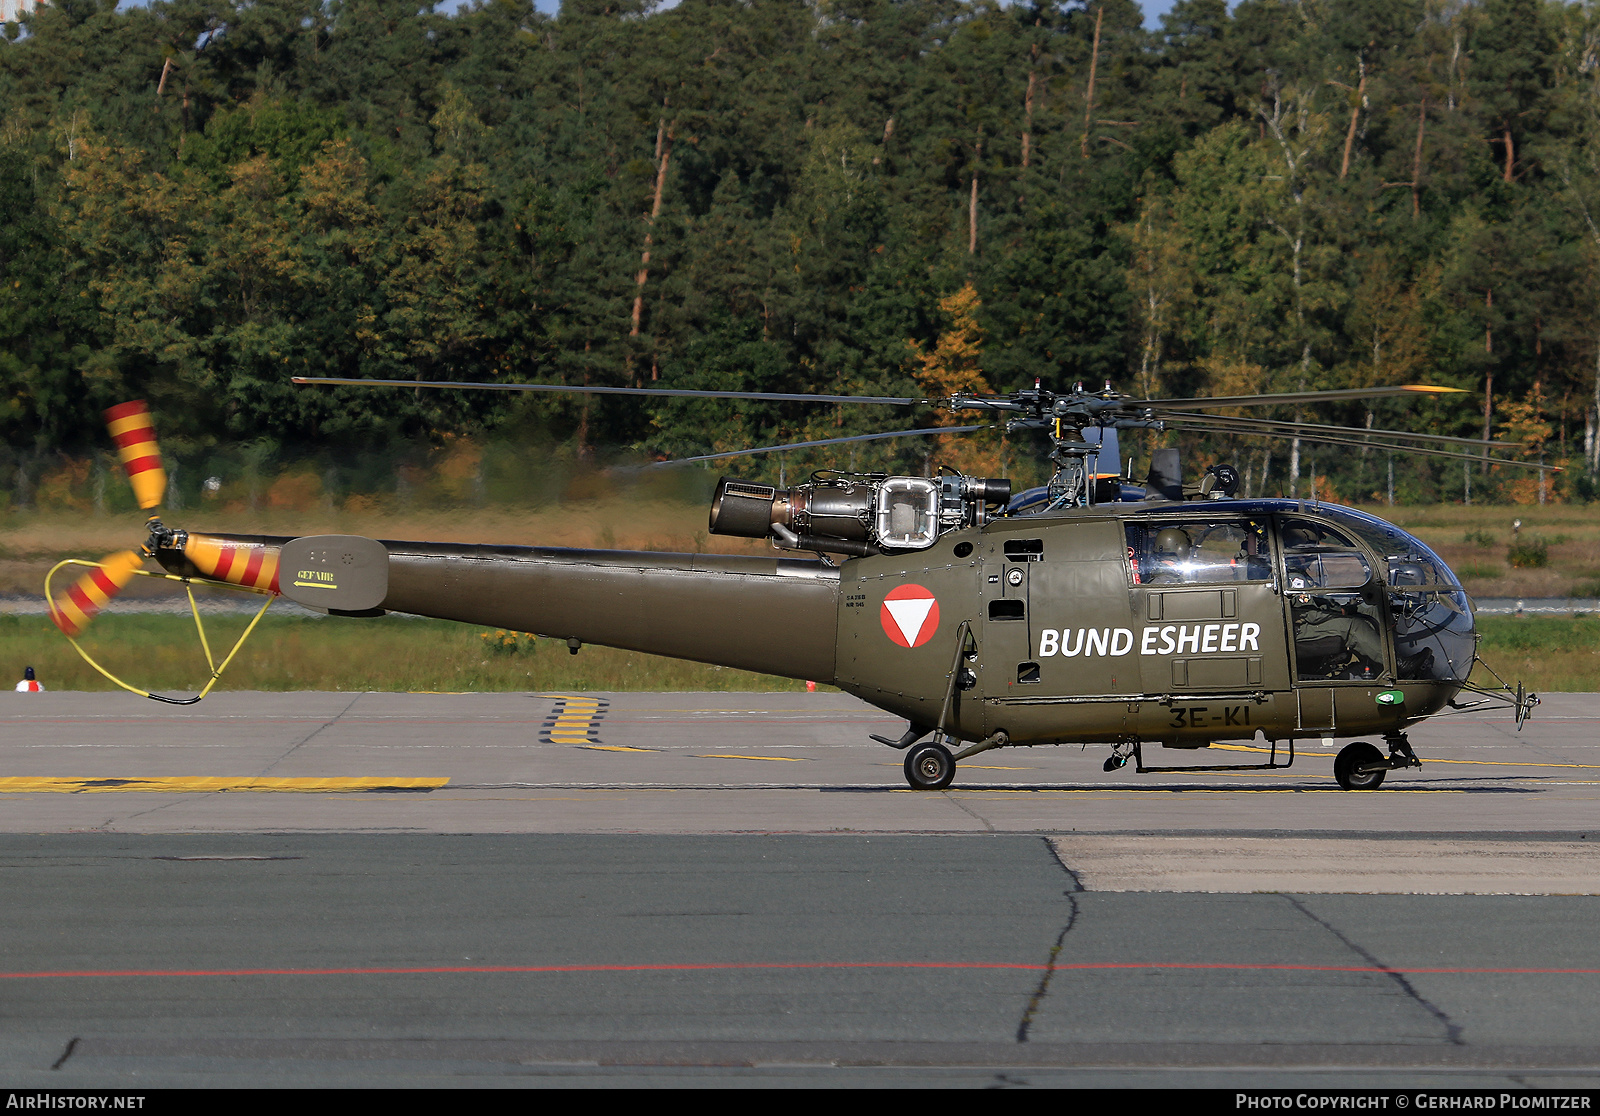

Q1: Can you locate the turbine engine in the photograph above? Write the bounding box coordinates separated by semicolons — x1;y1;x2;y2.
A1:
709;473;1011;557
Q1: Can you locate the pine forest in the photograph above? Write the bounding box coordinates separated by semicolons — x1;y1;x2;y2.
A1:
5;0;1600;510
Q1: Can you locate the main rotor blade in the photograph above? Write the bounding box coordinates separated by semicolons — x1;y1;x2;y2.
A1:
1169;421;1558;471
1158;410;1522;449
292;377;920;407
1139;384;1469;411
645;425;989;467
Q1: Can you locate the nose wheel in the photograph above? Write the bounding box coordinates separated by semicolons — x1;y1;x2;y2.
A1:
1333;741;1387;790
904;741;955;790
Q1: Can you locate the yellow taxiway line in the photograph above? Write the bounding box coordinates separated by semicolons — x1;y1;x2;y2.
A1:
0;777;448;794
693;754;809;763
1209;743;1600;770
937;786;1468;794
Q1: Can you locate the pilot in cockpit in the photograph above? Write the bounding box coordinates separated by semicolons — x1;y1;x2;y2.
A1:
1281;524;1386;677
1144;527;1192;585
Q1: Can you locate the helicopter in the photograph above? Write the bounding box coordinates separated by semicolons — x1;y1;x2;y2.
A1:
49;380;1541;792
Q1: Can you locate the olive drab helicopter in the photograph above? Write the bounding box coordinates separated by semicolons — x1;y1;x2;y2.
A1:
49;379;1542;791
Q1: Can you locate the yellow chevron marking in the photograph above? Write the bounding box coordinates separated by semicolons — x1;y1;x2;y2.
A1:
0;777;448;794
542;693;607;748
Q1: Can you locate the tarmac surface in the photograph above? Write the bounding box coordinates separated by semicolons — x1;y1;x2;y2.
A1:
2;689;1598;1088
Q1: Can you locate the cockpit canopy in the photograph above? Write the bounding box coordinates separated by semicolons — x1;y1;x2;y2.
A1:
1310;505;1461;590
1121;500;1473;685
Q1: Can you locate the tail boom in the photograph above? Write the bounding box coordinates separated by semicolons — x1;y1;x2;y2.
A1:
158;536;842;683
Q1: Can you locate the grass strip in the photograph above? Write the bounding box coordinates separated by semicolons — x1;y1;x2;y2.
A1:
0;613;1592;694
0;613;815;693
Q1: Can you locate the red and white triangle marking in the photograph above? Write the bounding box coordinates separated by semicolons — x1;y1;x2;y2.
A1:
880;584;940;648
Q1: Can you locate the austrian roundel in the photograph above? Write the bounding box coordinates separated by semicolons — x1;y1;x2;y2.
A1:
880;584;940;648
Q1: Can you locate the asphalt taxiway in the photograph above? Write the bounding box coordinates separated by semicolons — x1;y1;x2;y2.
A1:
1;689;1597;835
1;690;1597;1087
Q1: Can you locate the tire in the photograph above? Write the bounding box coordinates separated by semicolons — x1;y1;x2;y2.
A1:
1334;741;1387;790
904;742;956;790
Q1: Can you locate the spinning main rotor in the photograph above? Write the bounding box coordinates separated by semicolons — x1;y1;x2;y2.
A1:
292;375;1536;509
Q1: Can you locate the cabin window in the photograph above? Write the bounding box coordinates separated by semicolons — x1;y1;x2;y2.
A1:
1278;519;1373;591
1124;520;1273;585
1004;539;1044;562
1017;661;1041;684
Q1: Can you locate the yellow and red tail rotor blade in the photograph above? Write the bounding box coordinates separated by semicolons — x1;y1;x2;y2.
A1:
51;551;144;638
182;534;281;594
104;400;166;510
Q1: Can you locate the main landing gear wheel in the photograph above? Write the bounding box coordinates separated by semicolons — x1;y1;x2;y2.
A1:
1334;741;1387;790
904;742;955;790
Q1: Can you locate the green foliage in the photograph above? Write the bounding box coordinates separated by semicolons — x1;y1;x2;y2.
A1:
0;0;1599;503
0;614;814;692
1472;616;1600;691
1508;535;1550;568
1477;616;1600;655
1464;530;1498;549
181;99;346;188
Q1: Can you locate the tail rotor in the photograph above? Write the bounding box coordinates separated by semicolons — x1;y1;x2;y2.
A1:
47;401;171;637
48;399;283;704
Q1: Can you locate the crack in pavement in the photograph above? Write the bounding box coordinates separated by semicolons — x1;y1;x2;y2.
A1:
1016;836;1084;1044
107;696;367;825
1284;895;1465;1046
258;694;364;777
940;792;996;832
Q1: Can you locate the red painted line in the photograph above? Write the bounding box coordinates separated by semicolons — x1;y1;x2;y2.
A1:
2;961;1599;980
0;963;1042;979
211;547;236;581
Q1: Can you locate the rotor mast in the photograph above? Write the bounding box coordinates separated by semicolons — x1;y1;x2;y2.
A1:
940;379;1164;508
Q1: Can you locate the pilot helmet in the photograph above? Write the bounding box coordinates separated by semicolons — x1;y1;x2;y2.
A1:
1153;527;1191;557
1391;561;1426;587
